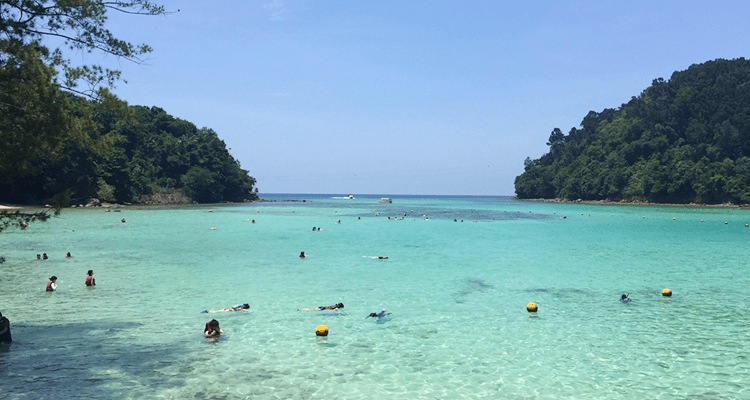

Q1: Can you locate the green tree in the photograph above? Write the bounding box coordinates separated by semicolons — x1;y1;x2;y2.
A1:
515;58;750;204
181;166;219;204
0;0;166;231
1;0;166;94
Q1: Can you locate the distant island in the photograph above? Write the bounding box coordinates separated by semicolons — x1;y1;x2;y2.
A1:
515;58;750;205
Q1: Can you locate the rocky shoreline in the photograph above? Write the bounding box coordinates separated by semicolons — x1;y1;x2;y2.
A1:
516;197;750;209
1;192;265;210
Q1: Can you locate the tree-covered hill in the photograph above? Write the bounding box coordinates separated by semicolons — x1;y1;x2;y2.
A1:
515;58;750;204
1;1;257;207
0;92;258;205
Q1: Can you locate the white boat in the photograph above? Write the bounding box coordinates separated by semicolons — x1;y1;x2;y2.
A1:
378;198;392;203
332;194;355;199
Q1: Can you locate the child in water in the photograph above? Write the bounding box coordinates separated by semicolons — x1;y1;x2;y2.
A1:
204;319;223;338
85;270;95;286
46;276;57;291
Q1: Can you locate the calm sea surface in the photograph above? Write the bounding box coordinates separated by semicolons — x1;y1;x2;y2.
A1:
1;194;749;399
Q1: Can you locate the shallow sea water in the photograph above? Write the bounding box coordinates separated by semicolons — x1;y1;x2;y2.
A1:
1;194;750;399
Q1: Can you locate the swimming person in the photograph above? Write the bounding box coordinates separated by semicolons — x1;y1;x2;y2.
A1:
366;309;392;321
66;252;72;258
299;252;306;258
620;294;632;303
0;312;11;343
85;270;95;286
46;276;57;291
297;303;344;311
201;304;250;313
36;254;41;260
42;253;48;260
204;319;223;338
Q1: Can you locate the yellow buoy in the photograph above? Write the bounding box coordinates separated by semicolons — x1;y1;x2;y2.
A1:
210;227;217;230
316;325;329;337
725;221;728;225
745;224;749;227
526;302;538;312
701;219;704;222
673;217;676;220
662;288;672;297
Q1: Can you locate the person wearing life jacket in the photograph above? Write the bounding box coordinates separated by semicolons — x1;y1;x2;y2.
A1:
66;252;72;258
297;303;344;312
85;270;95;286
46;276;57;291
0;312;11;343
204;319;223;338
299;251;306;258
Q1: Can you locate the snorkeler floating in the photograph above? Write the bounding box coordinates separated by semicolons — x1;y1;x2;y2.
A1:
297;303;344;311
366;309;392;320
201;304;250;313
620;294;632;303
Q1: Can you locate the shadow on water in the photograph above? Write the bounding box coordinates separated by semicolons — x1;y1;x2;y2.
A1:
453;278;494;303
0;320;189;400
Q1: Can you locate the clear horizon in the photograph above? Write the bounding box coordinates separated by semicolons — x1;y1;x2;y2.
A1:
82;1;750;196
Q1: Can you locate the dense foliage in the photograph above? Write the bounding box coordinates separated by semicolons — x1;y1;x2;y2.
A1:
1;1;257;210
515;58;750;204
1;0;164;95
0;98;258;205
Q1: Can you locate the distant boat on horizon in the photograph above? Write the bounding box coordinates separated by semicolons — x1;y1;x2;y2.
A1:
332;194;355;199
378;198;392;203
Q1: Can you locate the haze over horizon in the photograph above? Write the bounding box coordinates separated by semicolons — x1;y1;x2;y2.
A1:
84;1;750;196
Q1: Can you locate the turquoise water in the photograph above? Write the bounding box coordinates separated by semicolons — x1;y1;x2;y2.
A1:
2;194;750;399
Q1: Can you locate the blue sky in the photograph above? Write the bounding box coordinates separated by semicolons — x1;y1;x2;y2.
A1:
90;1;750;196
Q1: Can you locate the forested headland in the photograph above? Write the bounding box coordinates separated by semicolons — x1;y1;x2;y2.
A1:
0;1;257;208
515;58;750;205
0;94;259;206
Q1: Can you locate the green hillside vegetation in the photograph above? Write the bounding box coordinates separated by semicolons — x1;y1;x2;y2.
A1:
1;1;256;208
515;58;750;204
0;44;257;205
